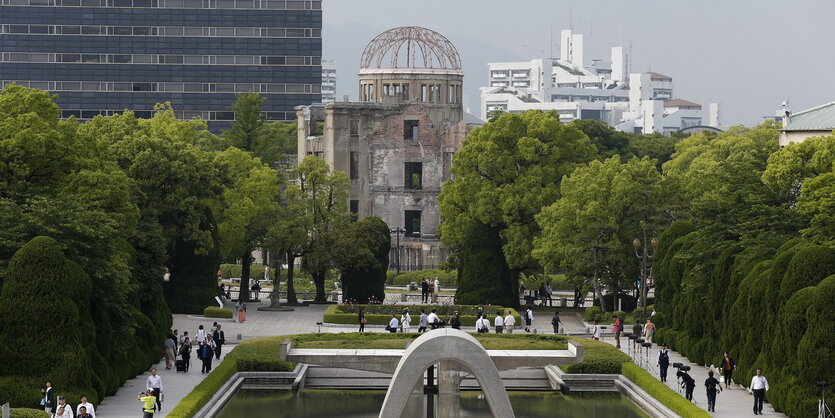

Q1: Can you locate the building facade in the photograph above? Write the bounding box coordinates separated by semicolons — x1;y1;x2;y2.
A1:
321;59;336;103
779;101;835;147
481;29;719;135
297;26;471;270
0;0;322;132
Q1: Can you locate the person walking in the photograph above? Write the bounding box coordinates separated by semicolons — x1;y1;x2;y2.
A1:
705;370;722;412
613;315;622;349
41;380;54;417
179;337;192;372
196;325;206;347
524;308;533;332
199;337;214;373
592;320;601;340
658;344;670;382
544;282;553;306
721;352;736;389
401;309;411;332
450;311;461;330
476;314;490;333
551;311;561;334
236;300;247;323
138;389;156;418
681;371;696;401
146;368;163;412
418;309;428;333
748;368;769;415
387;314;399;333
504;310;516;334
434;278;441;294
76;395;95;418
427;309;441;329
212;325;225;360
179;331;189;345
643;319;655;344
421;279;429;304
54;396;71;418
494;311;504;334
358;309;366;332
163;334;176;370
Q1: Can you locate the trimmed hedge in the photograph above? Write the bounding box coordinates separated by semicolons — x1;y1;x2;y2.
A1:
324;304;520;327
386;269;458;288
168;336;296;418
562;339;630;374
203;307;232;319
621;363;710;418
10;409;49;418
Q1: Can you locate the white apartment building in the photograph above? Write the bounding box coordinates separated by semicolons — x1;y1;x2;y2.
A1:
321;59;337;103
481;29;719;135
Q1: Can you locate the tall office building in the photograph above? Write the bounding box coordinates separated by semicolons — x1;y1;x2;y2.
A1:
321;59;336;103
0;0;322;132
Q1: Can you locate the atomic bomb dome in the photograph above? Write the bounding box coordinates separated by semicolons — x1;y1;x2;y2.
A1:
360;26;462;74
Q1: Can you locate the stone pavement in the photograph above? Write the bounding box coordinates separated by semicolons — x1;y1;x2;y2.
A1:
604;337;787;417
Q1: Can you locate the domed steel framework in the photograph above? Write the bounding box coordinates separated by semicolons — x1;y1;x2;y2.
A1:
360;26;461;71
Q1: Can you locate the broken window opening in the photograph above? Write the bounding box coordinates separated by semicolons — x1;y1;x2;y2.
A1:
404;162;422;189
403;120;419;140
350;200;359;222
349;151;359;180
405;210;421;238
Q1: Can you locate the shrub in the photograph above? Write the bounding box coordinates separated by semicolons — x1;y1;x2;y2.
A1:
583;306;601;322
621;363;710;418
219;263;265;281
168;336;295;418
339;217;390;304
203;307;232;319
389;269;458;288
562;339;630;374
455;220;519;307
10;409;49;418
323;304;520;327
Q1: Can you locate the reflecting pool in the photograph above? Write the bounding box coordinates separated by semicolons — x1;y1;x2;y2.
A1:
216;389;649;418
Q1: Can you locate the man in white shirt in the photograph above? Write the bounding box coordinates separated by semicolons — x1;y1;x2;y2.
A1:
419;309;428;332
504;311;516;333
748;368;769;415
494;312;504;334
387;314;399;333
434;278;440;293
476;315;489;333
55;396;73;418
524;308;533;332
146;368;163;412
76;395;95;418
427;309;441;329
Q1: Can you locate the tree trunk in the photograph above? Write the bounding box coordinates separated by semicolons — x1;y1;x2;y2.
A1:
286;252;299;304
240;248;252;302
313;269;327;303
268;258;282;308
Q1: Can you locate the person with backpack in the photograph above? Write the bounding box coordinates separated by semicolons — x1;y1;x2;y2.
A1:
705;370;722;412
524;307;533;332
179;337;192;372
551;311;561;334
658;344;670;382
476;314;490;333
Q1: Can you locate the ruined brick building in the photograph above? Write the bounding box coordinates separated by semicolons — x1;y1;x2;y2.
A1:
296;26;477;270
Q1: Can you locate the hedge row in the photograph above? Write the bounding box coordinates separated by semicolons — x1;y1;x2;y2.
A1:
653;221;835;418
323;304;520;327
203;307;232;319
386;269;458;288
621;363;710;418
562;339;631;374
10;409;49;418
168;336;295;418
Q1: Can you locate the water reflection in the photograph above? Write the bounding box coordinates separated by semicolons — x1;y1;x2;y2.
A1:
217;389;649;418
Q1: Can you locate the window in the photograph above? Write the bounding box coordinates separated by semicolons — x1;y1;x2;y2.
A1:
349;200;359;222
349;119;359;137
349;152;358;180
403;120;419;140
405;211;421;238
404;162;422;189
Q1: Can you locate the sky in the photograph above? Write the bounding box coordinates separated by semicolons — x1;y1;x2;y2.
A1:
322;0;835;127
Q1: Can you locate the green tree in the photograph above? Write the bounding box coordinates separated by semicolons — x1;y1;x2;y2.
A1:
335;216;390;303
439;110;596;305
533;156;664;312
223;92;266;154
215;148;281;302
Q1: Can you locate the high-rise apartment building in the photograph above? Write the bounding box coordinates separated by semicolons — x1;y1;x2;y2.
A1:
321;59;336;103
0;0;322;132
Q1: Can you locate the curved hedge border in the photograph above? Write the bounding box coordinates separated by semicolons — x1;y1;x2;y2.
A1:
9;409;49;418
167;336;295;418
323;304;520;327
621;363;710;418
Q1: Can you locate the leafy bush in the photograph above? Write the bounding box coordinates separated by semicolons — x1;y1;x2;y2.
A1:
168;336;295;418
219;263;265;281
10;409;49;418
583;306;601;322
621;363;710;418
454;221;519;307
203;307;232;319
339;217;390;303
324;304;520;327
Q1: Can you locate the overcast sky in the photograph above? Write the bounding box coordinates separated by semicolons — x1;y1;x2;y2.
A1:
323;0;835;127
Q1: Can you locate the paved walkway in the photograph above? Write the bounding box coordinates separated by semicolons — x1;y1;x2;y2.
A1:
603;333;787;417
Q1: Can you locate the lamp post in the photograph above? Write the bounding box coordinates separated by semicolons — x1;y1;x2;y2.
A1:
633;228;658;318
390;227;405;275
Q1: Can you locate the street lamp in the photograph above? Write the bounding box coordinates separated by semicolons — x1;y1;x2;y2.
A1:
390;227;405;275
633;228;658;319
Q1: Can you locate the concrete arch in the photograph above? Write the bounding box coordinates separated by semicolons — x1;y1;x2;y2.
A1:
378;328;515;418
